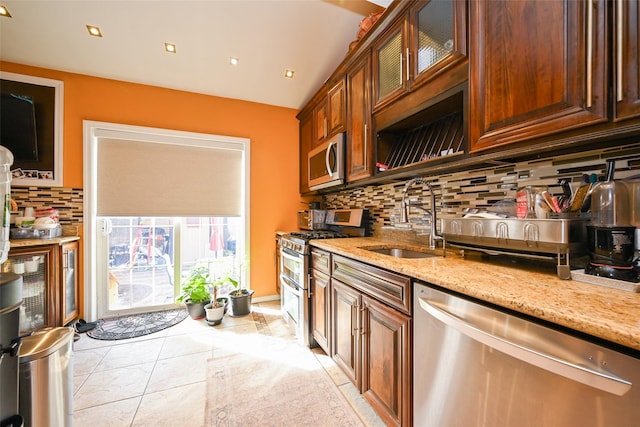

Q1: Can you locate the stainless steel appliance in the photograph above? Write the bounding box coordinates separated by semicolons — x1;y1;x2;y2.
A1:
280;208;369;346
585;160;637;282
414;282;640;427
441;216;588;279
1;272;23;426
297;209;327;231
308;133;345;191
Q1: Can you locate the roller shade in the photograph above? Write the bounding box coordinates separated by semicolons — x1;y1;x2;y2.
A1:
96;137;244;217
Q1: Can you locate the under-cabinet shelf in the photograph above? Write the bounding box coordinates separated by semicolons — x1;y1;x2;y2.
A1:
377;110;465;172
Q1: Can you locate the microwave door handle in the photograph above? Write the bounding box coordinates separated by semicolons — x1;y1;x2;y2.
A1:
326;142;334;177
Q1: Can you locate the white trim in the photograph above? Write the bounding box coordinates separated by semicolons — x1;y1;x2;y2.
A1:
0;71;64;187
83;120;251;321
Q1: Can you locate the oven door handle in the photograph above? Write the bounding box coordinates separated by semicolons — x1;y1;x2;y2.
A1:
280;274;303;296
281;247;302;259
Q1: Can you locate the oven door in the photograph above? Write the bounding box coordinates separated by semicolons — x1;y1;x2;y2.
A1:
279;248;311;346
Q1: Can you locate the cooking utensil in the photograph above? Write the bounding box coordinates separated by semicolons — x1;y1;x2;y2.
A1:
570;183;591;212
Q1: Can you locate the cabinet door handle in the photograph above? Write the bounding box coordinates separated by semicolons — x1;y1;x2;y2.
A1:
616;0;623;102
363;123;368;167
405;47;410;82
586;0;594;108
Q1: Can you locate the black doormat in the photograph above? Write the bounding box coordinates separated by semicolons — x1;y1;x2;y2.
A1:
86;308;188;340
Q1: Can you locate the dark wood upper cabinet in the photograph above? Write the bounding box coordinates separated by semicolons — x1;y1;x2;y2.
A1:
313;79;346;147
298;109;312;194
373;17;408;111
373;0;467;112
613;0;640;121
469;0;608;152
347;52;374;183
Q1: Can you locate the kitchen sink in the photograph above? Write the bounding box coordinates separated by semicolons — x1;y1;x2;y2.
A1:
364;247;438;259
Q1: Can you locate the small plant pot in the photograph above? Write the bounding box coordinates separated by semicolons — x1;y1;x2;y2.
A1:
204;302;225;326
185;301;208;320
229;290;254;316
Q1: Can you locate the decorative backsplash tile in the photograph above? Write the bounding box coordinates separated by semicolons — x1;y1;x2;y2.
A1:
11;187;83;224
324;141;640;232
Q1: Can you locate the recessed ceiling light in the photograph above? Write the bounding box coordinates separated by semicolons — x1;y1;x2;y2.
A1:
165;43;177;54
86;25;102;37
229;57;239;66
0;5;12;18
284;69;295;79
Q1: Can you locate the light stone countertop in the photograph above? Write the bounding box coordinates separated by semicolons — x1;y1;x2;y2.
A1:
10;236;80;248
310;236;640;353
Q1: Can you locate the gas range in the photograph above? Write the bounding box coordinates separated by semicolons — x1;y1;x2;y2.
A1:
280;208;369;254
279;208;369;347
281;230;350;253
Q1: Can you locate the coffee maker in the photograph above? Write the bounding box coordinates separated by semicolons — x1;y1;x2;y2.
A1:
585;160;638;282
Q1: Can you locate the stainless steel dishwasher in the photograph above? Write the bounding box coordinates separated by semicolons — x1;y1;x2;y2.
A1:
413;282;640;427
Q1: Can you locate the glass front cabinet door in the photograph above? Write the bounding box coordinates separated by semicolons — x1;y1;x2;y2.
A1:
61;241;79;326
4;245;56;333
373;0;467;110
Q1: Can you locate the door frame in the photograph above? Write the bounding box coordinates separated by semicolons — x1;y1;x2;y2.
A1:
83;120;250;321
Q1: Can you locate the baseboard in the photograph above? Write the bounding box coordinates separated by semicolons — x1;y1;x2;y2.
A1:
252;294;280;303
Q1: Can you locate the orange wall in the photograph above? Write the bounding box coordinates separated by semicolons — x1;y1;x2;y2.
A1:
1;61;302;298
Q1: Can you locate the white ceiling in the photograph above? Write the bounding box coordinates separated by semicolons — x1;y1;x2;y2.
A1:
0;0;384;110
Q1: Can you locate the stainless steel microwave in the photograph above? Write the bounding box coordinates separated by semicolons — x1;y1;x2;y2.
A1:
308;133;345;191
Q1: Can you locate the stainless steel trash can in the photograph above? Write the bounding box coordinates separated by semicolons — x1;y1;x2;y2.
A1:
0;273;23;427
18;327;73;427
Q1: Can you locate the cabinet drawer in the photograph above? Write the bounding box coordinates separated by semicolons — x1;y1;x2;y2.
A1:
311;248;331;274
332;254;411;315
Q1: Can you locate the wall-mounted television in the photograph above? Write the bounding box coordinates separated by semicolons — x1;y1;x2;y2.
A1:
0;72;64;186
1;92;39;161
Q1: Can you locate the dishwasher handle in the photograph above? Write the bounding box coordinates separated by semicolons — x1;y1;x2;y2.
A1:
419;296;632;396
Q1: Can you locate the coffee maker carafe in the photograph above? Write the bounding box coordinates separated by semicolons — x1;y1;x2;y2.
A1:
585;160;638;282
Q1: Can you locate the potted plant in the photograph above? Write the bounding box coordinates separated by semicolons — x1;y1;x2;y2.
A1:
176;266;212;320
218;275;254;316
204;276;230;325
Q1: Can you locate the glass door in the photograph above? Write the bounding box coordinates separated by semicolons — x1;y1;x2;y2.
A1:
96;216;243;318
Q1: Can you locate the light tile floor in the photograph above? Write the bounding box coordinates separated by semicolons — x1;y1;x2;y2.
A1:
72;300;385;427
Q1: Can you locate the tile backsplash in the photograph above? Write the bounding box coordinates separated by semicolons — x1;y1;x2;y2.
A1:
324;141;640;233
11;187;83;224
6;141;640;231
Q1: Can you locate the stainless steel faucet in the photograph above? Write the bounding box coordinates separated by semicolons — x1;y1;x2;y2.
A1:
400;177;443;249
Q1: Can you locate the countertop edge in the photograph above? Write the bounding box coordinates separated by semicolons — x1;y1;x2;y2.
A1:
10;236;81;248
310;237;640;353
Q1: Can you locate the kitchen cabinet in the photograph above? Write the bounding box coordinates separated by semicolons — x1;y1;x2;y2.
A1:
310;248;331;353
3;238;81;333
299;109;313;194
361;295;411;427
373;0;467;112
346;52;374;182
469;0;608;152
60;240;79;326
5;245;57;333
313;79;346;147
331;278;360;385
330;254;412;427
613;0;640;121
275;234;281;294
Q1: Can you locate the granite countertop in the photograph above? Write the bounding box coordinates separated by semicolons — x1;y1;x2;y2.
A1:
310;236;640;352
